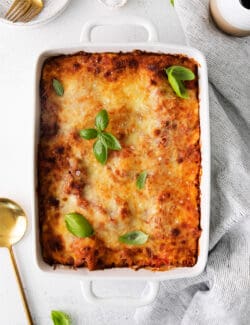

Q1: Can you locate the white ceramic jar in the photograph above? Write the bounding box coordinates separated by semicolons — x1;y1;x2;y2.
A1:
210;0;250;36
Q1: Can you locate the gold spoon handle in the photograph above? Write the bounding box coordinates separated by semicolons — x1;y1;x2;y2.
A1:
8;246;33;325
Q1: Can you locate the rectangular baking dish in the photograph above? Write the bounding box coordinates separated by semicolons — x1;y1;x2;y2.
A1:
32;16;210;306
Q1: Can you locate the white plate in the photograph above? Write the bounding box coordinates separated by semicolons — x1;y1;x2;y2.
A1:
0;0;71;28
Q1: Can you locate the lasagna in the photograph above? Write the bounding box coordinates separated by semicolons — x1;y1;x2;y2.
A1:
38;51;201;270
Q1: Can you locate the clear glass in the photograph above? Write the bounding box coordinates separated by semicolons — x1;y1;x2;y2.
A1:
98;0;128;8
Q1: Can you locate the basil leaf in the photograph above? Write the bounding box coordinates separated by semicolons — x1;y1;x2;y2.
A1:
168;73;188;99
51;310;71;325
79;128;98;140
93;139;108;164
178;80;189;98
95;109;109;131
136;171;148;189
65;213;94;238
79;110;121;164
119;231;149;245
100;132;121;150
52;79;64;96
170;0;174;6
167;66;195;80
165;66;195;99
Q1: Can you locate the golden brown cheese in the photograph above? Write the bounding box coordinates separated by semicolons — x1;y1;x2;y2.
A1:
38;51;201;270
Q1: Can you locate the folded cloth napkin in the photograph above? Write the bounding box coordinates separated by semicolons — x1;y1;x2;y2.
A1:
135;1;250;324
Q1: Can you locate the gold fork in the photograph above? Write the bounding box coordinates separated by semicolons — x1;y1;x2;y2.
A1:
5;0;43;23
5;0;31;22
19;0;43;22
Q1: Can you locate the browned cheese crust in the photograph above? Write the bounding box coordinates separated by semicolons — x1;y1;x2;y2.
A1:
38;51;201;270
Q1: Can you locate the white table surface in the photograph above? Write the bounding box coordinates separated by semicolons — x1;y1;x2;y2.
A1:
0;1;185;324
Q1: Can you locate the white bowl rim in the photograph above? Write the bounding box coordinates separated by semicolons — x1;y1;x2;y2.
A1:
0;0;71;28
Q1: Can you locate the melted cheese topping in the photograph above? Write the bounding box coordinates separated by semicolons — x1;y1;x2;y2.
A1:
38;51;201;270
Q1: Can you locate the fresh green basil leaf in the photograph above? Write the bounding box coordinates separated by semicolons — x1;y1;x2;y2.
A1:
119;231;149;245
165;66;195;99
95;109;109;131
136;171;148;189
168;73;188;99
79;128;98;140
170;0;174;6
52;79;64;96
65;213;94;238
51;310;71;325
100;132;121;150
167;65;195;81
178;80;189;98
93;139;108;164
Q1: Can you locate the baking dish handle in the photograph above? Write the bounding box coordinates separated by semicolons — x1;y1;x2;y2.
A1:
80;280;159;307
80;15;159;43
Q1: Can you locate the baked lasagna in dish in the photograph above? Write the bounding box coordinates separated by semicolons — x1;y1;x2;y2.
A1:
38;51;201;270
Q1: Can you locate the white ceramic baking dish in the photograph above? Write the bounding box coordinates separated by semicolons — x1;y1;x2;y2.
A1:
32;16;210;307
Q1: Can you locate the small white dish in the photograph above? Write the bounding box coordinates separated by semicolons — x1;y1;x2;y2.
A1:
0;0;71;28
98;0;128;9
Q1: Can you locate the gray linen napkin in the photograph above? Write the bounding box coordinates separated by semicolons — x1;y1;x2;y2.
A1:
135;1;250;324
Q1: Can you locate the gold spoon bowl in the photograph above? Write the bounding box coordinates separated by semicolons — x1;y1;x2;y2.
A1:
0;198;32;324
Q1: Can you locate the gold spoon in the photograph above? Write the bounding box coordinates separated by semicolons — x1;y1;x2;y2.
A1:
0;198;32;325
